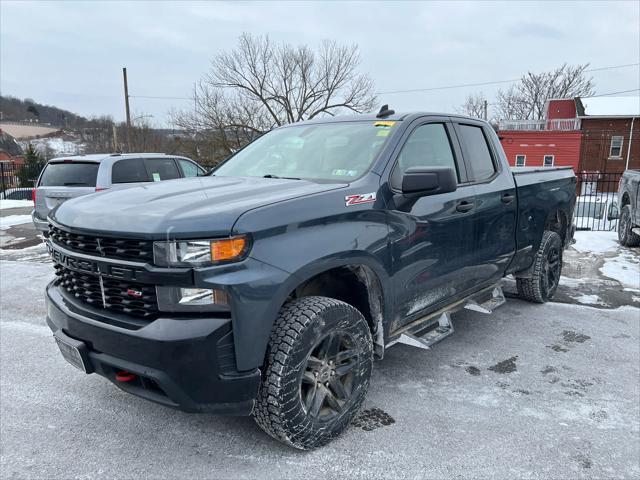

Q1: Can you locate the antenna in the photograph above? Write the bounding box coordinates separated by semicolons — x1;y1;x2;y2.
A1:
376;104;395;118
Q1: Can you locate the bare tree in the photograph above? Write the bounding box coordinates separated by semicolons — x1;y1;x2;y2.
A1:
171;33;377;164
458;92;488;119
496;64;595;120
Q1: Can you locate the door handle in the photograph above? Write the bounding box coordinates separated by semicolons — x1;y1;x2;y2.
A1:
456;201;474;213
501;193;515;204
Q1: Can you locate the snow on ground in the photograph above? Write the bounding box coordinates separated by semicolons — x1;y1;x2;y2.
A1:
572;230;619;254
0;215;32;229
601;249;640;290
571;231;640;291
568;293;608;306
0;200;33;210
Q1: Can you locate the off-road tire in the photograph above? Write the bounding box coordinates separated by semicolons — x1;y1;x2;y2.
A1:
618;205;640;247
517;230;563;303
253;296;373;450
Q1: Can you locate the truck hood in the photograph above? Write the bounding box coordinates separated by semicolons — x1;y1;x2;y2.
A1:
51;176;345;238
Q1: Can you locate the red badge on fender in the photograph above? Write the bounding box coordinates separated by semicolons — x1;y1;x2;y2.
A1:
345;192;376;206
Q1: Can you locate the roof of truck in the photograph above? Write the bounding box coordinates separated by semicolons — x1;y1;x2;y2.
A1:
281;112;484;126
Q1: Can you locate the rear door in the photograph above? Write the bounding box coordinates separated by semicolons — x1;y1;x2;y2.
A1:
451;120;517;284
387;118;478;328
35;161;99;221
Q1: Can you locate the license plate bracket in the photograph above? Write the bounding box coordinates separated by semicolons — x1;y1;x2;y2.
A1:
54;331;93;374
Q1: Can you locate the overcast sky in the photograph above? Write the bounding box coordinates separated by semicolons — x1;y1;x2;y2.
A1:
1;0;639;126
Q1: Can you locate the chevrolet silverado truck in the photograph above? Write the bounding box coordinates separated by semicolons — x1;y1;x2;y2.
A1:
44;109;576;449
618;169;640;246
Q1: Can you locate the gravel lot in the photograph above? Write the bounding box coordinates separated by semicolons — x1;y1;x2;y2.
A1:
1;260;639;479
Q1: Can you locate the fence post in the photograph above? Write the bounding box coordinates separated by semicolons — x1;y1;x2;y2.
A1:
0;162;6;197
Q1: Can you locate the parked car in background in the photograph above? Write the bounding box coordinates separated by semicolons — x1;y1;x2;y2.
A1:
32;153;205;232
617;169;640;246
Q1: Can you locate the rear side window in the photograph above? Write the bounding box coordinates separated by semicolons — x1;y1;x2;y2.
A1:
178;159;203;177
111;158;149;183
39;162;99;187
144;158;180;181
457;124;496;181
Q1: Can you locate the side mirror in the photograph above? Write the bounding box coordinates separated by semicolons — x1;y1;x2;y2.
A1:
607;203;620;220
401;166;457;198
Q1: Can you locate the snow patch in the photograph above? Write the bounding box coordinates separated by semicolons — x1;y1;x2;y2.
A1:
0;200;33;210
572;230;619;254
569;294;608;306
600;251;640;290
0;215;32;229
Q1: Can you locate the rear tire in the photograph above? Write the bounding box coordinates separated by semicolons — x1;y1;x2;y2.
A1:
253;296;373;450
517;230;563;303
618;205;640;247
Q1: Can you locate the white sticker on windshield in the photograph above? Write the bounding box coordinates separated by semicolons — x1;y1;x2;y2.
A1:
332;169;358;177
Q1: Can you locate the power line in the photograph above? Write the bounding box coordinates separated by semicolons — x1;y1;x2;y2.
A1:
589;88;640;97
376;63;640;95
129;95;191;100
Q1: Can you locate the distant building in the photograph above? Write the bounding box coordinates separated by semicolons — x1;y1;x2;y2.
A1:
498;99;582;170
0;128;24;163
576;96;640;173
497;96;639;173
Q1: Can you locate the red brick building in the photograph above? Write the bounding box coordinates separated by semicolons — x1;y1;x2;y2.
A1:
576;97;640;173
498;96;640;173
498;99;583;170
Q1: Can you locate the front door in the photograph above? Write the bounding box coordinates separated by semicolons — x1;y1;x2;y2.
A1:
386;119;477;331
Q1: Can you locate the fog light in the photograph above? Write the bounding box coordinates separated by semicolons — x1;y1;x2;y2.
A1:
178;288;229;306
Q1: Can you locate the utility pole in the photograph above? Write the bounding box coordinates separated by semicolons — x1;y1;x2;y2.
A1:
122;67;132;152
483;100;488;121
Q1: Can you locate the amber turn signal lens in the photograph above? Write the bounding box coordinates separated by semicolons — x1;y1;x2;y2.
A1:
210;236;247;262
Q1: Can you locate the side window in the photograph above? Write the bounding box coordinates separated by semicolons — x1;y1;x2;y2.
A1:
178;159;202;178
144;158;180;181
515;154;526;167
609;136;623;158
457;124;496;181
111;158;149;183
543;155;554;167
392;123;458;188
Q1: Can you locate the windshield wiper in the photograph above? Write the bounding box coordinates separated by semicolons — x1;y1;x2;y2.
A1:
262;174;301;180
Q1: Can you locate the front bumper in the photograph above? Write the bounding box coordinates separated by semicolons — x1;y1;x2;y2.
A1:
45;282;260;415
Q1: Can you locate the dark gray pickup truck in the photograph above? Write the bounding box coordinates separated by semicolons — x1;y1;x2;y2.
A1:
44;110;576;449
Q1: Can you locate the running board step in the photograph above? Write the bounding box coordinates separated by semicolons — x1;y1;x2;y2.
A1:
397;312;454;350
632;227;640;236
463;286;505;314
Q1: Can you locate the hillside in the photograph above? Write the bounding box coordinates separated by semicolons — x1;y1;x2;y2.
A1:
0;95;91;129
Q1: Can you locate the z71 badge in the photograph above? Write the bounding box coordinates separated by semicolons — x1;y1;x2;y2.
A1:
345;192;376;206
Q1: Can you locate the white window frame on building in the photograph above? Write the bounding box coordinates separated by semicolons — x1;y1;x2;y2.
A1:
609;136;624;158
543;155;554;167
515;154;526;167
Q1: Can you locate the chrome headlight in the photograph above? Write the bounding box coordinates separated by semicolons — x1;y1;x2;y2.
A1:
153;235;249;267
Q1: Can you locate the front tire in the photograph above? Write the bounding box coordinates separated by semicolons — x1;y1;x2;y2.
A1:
618;205;640;247
517;230;563;303
253;296;373;450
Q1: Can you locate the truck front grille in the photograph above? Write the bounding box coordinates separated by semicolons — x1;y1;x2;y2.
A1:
49;225;154;262
54;264;159;319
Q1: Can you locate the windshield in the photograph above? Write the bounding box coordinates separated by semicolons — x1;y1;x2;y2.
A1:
213;121;396;182
39;162;99;187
